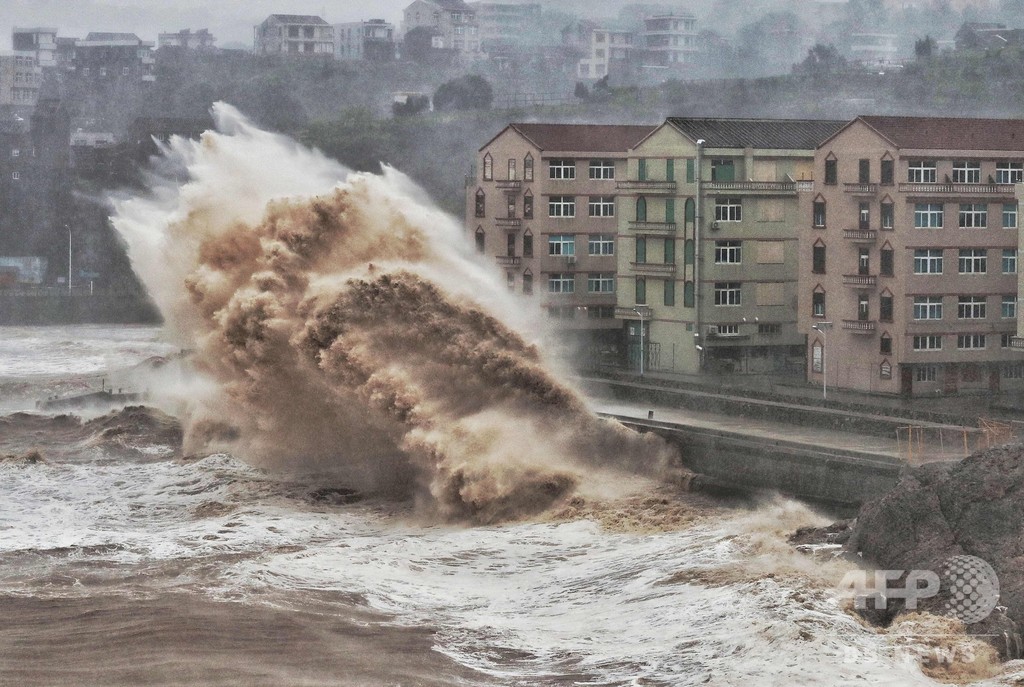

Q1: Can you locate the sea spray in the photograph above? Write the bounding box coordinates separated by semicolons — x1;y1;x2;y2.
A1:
112;103;677;522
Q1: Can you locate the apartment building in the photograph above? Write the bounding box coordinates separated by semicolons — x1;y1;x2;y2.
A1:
799;116;1024;396
72;33;156;82
403;0;481;57
467;123;654;357
12;28;57;68
467;2;542;52
616;118;844;375
561;21;635;81
254;15;334;57
641;13;698;70
335;20;395;61
158;29;216;51
0;52;41;107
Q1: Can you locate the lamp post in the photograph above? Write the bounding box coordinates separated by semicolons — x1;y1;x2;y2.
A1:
632;306;646;377
812;321;833;400
66;224;71;293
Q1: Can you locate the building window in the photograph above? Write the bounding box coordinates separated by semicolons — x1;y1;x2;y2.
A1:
11;171;19;181
637;158;647;181
1003;334;1016;350
475;227;485;253
588;234;614;256
880;294;893;322
588;196;615;217
914;249;943;274
881;202;894;230
881;158;894;185
587;273;615;293
663;279;675;306
524;191;533;219
524;154;533;181
1003;249;1017;274
1004;204;1018;229
996;162;1023;184
523;231;533;258
589;159;614;180
958;248;987;274
1003;295;1017;319
587;305;616;319
913;335;943;351
664;237;675;265
858;158;870;184
635;276;647;304
914;203;943;228
916;365;938;382
759;323;781;335
908;160;937;183
858;247;871;275
548;273;575;293
812;290;825;317
11;148;19;158
812;243;826;274
714;240;741;264
952;160;981;184
880;247;894;276
548;234;575;256
523;271;533;295
635;237;647;263
859;202;870;230
711;158;735;181
636;196;647;222
549;159;575;180
714;197;742;222
508;158;516;180
958;203;987;228
958;333;986;350
914;296;943;320
714;282;741;306
483;153;492;180
880;360;893;379
548;196;575;218
880;334;892;355
122;66;130;76
813;200;826;228
475;189;485;217
958;296;987;319
506;272;515;291
824;158;837;185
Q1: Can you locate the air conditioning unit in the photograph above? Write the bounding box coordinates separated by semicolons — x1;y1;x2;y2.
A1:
566;255;576;265
710;221;721;231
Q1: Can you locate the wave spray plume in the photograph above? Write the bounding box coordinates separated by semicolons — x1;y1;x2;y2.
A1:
112;104;677;522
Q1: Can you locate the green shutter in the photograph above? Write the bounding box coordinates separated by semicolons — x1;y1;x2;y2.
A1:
686;158;694;183
664;279;675;306
638;158;647;181
684;281;694;307
636;277;646;304
684;239;694;266
636;196;647;222
666;159;674;181
685;198;695;223
636;237;647;263
664;238;675;265
665;198;675;223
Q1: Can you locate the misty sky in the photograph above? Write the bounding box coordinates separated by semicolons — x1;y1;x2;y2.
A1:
1;0;414;49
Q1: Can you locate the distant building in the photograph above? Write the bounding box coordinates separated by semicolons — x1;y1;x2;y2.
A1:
848;33;901;66
335;20;396;61
254;14;334;57
562;21;635;81
466;2;542;52
403;0;481;57
72;33;155;83
158;29;217;51
0;51;41;106
12;28;58;68
955;22;1024;52
641;13;698;70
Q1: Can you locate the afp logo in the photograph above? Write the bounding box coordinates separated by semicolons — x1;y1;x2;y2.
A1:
838;555;1000;624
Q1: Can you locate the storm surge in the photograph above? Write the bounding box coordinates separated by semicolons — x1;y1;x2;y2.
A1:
111;103;675;522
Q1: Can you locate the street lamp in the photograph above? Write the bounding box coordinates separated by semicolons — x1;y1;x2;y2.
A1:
632;306;646;377
812;321;833;400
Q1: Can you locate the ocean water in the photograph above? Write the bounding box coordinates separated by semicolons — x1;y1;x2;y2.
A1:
4;325;1018;686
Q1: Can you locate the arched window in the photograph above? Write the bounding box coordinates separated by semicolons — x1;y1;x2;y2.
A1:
475;188;485;218
475;227;485;254
523;189;533;219
482;153;493;181
524;153;534;182
523;229;533;258
636;196;647;222
522;269;533;295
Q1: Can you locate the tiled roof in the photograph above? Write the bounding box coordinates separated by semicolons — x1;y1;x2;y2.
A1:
84;32;141;42
268;14;329;25
507;123;656;152
666;118;846;150
858;115;1024;151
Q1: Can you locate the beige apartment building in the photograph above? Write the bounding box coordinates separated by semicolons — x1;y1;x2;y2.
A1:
254;15;334;57
467;123;654;358
403;0;481;57
799;116;1024;396
616;118;844;375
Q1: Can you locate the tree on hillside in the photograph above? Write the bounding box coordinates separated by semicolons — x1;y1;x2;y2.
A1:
915;35;937;59
795;43;847;75
433;75;494;111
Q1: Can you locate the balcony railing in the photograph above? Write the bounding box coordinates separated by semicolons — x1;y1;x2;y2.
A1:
843;229;877;242
842;319;876;332
842;274;877;286
494;217;522;228
627;221;677;234
495;255;521;266
495;179;522;190
843;183;878;195
898;182;1015;195
1012;336;1024;349
704;180;798;194
615;180;677;193
630;261;676;275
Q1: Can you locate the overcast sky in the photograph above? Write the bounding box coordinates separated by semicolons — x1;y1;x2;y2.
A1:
1;0;414;49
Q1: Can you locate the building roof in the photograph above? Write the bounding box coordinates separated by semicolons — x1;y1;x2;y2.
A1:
429;0;474;10
495;123;656;153
851;115;1024;151
664;118;846;150
84;32;142;42
267;14;329;25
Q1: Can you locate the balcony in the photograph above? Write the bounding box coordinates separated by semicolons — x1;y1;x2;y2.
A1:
615;180;677;194
842;274;877;287
495;179;521;191
627;221;676;234
495;255;521;267
630;261;676;275
1012;336;1024;349
842;319;876;333
704;180;798;196
494;217;522;228
898;182;1015;196
843;183;878;195
843;229;877;243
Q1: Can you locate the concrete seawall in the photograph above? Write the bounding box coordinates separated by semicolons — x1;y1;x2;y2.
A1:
0;293;160;325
